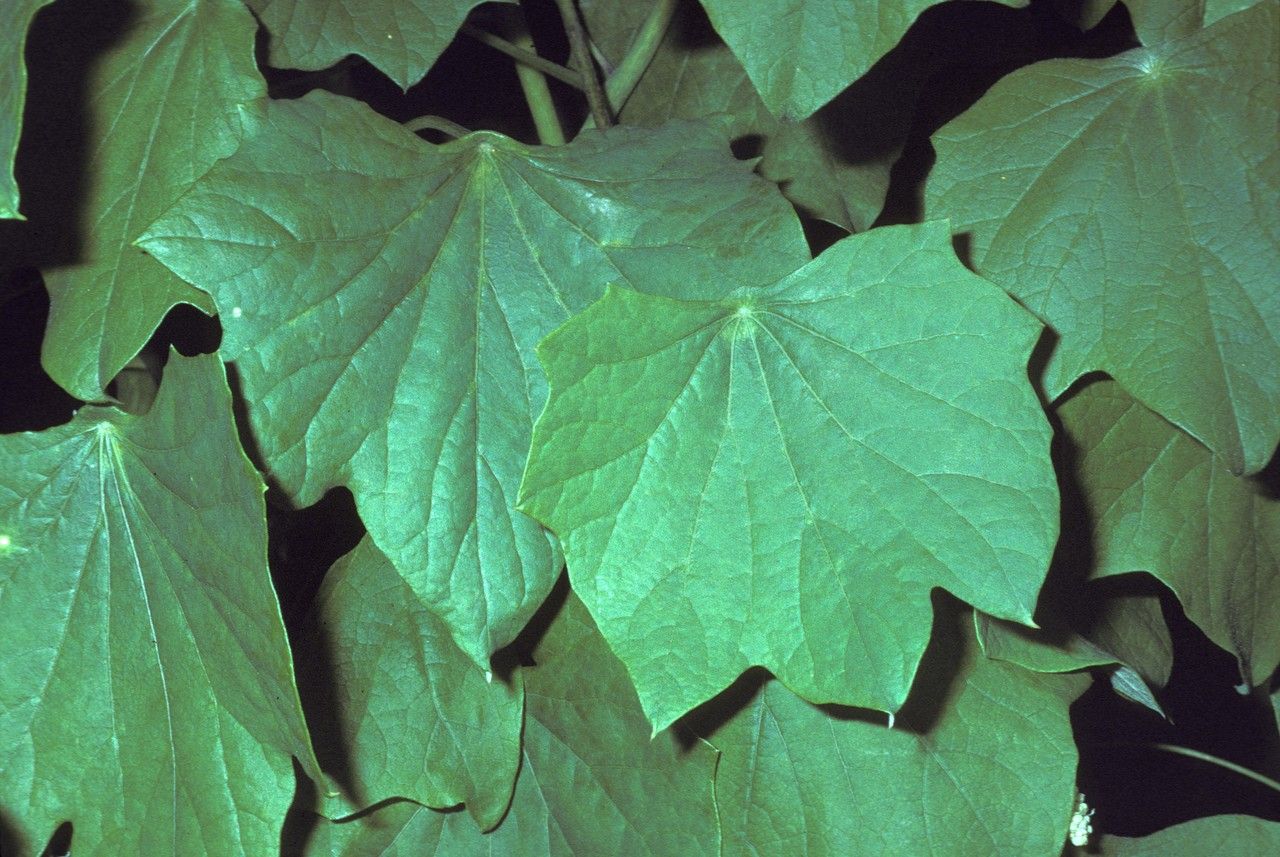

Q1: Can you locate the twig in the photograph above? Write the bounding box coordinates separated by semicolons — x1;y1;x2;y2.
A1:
404;115;471;139
553;0;612;129
461;24;585;90
581;0;677;132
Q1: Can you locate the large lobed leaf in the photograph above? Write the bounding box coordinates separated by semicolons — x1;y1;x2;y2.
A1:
300;536;522;827
1059;379;1280;687
300;589;720;855
694;0;1024;121
0;354;317;857
927;4;1280;474
36;0;265;401
140;92;808;672
0;0;53;220
246;0;514;90
520;220;1058;731
1053;0;1265;45
708;607;1088;856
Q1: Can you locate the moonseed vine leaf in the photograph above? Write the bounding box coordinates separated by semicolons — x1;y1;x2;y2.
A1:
1097;815;1280;855
245;0;514;90
708;607;1088;857
0;354;319;857
1059;379;1280;687
299;590;720;856
299;536;522;827
0;0;53;219
1053;0;1265;44
927;3;1280;474
520;220;1059;731
694;0;1025;120
36;0;264;401
139;91;808;672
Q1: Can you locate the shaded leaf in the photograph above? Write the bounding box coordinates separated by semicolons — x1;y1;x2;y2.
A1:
245;0;514;90
300;536;522;827
1052;0;1264;44
927;5;1280;474
1059;379;1280;687
520;220;1058;730
141;91;807;671
300;589;720;856
694;0;1024;121
38;0;264;400
708;606;1088;856
0;0;53;220
0;354;318;857
1097;814;1280;855
583;0;925;231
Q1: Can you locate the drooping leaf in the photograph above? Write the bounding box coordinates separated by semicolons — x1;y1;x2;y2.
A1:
0;0;53;220
299;536;522;827
1059;379;1280;687
34;0;264;401
693;0;1025;121
977;586;1173;685
0;353;318;857
707;606;1088;856
299;589;720;856
140;92;808;671
976;585;1173;716
520;220;1058;731
245;0;513;90
927;4;1280;474
1097;815;1280;855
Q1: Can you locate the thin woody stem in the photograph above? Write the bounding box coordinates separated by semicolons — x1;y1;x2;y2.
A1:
553;0;612;129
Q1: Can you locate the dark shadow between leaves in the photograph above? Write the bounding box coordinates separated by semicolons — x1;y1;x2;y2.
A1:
0;0;135;266
0;269;81;433
40;822;71;857
490;567;571;684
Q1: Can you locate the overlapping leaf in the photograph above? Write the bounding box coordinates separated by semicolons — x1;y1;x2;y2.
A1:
300;590;720;856
520;220;1058;730
246;0;513;90
581;0;921;231
1053;0;1264;44
0;0;52;219
299;536;522;827
0;354;318;857
708;607;1088;856
34;0;264;400
927;4;1280;474
694;0;1024;120
1098;815;1280;855
1058;380;1279;686
140;91;808;672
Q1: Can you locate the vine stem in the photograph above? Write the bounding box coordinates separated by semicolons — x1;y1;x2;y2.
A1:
460;24;585;90
404;115;471;139
581;0;678;132
508;15;566;145
1096;741;1280;794
553;0;613;129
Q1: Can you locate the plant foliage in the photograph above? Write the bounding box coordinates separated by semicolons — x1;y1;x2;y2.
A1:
1;0;1277;855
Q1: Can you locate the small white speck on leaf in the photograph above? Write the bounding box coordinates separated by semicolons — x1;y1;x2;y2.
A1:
231;306;243;319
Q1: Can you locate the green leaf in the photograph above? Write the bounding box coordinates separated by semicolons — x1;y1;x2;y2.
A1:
300;536;522;827
520;220;1058;731
36;0;264;401
927;5;1280;474
1097;815;1280;855
0;353;318;857
708;607;1088;856
694;0;1024;121
1051;0;1265;44
245;0;513;90
581;0;918;231
1059;379;1280;687
300;590;720;855
140;92;808;670
0;0;53;220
